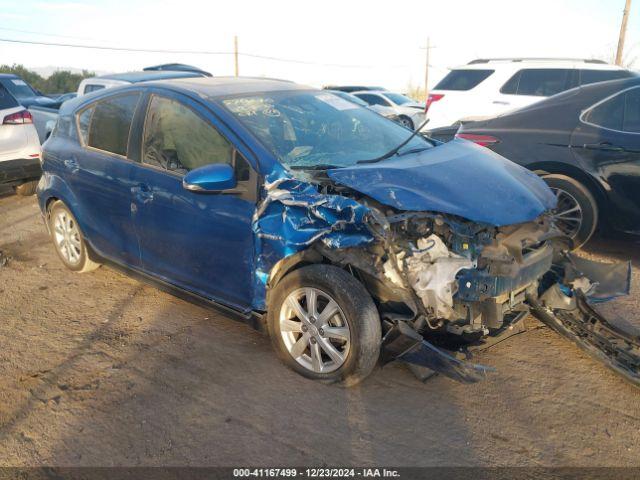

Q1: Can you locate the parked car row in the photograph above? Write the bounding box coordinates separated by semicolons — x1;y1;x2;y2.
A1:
33;75;636;388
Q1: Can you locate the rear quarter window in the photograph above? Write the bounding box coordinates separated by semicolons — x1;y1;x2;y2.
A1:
0;84;19;110
434;69;494;91
579;69;633;86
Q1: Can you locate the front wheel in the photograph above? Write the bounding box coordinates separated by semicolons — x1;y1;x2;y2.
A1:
267;265;381;386
543;174;598;249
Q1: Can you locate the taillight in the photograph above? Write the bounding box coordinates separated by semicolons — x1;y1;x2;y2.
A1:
425;93;444;113
3;110;33;125
455;133;500;147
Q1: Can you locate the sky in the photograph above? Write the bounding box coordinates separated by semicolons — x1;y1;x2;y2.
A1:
0;0;638;91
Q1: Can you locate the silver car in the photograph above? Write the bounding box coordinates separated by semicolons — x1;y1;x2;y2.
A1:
352;90;426;130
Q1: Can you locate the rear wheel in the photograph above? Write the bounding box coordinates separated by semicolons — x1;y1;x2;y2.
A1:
267;265;381;386
48;200;100;272
14;181;37;196
543;174;598;249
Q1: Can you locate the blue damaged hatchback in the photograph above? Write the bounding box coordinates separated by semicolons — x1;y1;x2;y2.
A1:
38;77;635;387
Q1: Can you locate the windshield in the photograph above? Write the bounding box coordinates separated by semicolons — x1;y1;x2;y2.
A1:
222;91;431;169
381;92;415;105
0;78;37;99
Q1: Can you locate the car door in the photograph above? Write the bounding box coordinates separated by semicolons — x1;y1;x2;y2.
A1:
570;86;640;232
130;91;257;311
71;91;143;265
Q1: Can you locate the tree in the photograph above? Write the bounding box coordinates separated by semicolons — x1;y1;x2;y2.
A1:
0;64;95;95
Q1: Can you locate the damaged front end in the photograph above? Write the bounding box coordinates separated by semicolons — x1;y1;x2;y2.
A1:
254;163;635;387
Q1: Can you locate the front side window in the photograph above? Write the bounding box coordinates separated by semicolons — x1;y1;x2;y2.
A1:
86;93;140;156
354;93;391;107
142;95;232;174
501;69;571;96
434;69;494;91
222;91;431;169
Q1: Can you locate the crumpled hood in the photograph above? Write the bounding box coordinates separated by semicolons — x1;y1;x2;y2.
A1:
327;139;557;226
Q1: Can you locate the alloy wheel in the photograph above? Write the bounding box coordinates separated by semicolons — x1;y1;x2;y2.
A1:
53;210;82;266
279;287;351;374
550;187;583;239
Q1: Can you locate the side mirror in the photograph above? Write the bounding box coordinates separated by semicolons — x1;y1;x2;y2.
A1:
182;163;237;192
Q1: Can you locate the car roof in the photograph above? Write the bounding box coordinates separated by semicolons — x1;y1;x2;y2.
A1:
450;59;627;71
0;74;20;79
146;76;308;97
91;70;207;83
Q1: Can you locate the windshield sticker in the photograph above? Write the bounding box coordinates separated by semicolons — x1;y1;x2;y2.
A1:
316;93;357;111
11;79;27;86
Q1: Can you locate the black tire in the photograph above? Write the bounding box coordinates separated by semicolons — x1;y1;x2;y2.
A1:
399;116;414;130
267;264;381;386
48;200;100;273
543;174;598;250
14;181;38;196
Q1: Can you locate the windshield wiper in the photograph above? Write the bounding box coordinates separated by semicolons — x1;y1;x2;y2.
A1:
357;117;431;164
289;164;342;171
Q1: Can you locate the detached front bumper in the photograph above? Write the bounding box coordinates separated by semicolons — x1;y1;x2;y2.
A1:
0;158;42;186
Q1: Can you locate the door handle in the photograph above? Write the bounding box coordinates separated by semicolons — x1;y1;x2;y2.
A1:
131;183;154;203
583;142;624;152
63;158;79;173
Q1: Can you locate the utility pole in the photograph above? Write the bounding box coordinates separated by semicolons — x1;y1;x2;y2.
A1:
615;0;632;66
234;35;239;76
424;37;430;102
420;38;435;102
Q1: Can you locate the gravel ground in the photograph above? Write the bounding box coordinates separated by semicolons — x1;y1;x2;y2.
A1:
0;190;639;467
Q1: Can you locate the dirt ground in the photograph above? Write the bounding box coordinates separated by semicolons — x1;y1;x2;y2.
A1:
0;189;639;467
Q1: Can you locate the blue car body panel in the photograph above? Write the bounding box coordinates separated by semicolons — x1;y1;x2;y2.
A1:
327;139;557;227
37;79;559;315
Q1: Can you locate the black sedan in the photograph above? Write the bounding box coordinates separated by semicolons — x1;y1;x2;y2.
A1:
428;76;640;248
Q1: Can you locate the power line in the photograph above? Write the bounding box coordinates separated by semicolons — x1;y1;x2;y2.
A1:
0;36;392;69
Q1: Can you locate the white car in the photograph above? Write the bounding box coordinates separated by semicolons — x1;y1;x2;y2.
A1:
352;90;426;130
0;84;41;196
424;58;634;130
77;64;211;96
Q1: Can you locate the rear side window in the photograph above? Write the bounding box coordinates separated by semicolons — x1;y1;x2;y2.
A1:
354;93;391;106
83;84;105;94
624;88;640;133
501;69;572;96
85;93;140;156
0;84;19;110
582;88;640;132
579;69;632;86
142;95;232;174
434;69;494;91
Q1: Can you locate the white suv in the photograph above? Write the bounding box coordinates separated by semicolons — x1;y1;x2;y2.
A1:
0;84;41;196
424;58;634;130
